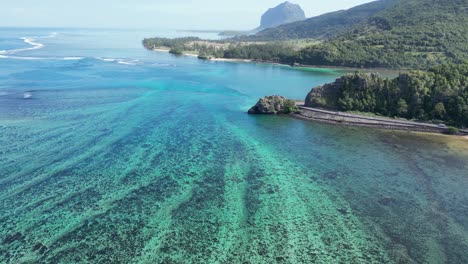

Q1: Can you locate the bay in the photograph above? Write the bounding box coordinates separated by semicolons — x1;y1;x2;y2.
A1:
0;28;467;263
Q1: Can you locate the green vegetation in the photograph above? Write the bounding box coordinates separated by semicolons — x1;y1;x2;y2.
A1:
169;47;184;55
447;126;460;135
306;62;468;127
144;0;467;69
290;0;468;69
221;43;295;62
143;37;297;63
283;99;301;114
143;37;201;50
248;95;300;115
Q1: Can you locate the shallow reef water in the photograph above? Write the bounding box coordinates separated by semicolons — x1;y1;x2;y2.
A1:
0;28;468;263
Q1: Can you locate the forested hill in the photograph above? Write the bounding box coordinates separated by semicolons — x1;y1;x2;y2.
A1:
306;62;468;128
288;0;468;68
245;0;395;41
144;0;467;69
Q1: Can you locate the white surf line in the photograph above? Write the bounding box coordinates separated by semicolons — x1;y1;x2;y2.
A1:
0;32;84;61
0;37;44;55
0;55;84;61
0;32;58;55
63;57;84;60
117;59;139;65
96;57;117;62
97;57;140;65
0;55;43;60
0;33;132;63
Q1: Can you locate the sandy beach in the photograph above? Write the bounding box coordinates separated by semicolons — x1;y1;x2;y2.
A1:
153;48;252;62
209;58;253;63
152;48;198;57
152;48;170;52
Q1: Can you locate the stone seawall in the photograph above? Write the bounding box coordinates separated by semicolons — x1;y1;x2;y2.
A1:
296;106;468;135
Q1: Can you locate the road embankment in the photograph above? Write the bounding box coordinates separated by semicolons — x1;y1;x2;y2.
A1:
295;106;468;135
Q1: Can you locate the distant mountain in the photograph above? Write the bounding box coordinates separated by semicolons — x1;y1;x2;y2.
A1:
258;2;306;30
248;0;395;40
219;2;305;37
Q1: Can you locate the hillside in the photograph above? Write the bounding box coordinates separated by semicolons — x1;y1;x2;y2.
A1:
247;0;468;68
247;0;395;41
145;0;467;69
305;62;468;128
299;0;468;68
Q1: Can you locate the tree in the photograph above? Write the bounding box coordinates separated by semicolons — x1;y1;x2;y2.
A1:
396;99;409;116
433;102;446;119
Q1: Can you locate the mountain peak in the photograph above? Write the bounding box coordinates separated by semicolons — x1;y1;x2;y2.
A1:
259;2;306;30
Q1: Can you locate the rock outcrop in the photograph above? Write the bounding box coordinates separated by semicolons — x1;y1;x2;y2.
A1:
247;0;394;40
259;2;306;30
248;95;299;114
219;1;306;36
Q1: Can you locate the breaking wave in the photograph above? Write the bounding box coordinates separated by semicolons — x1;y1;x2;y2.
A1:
97;57;140;65
0;33;57;55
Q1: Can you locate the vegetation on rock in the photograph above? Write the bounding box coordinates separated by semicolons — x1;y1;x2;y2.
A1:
248;95;300;115
305;62;468;127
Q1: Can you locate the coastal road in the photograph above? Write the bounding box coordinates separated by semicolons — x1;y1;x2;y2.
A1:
297;105;468;135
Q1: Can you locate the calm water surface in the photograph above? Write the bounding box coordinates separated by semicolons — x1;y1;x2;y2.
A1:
0;28;467;263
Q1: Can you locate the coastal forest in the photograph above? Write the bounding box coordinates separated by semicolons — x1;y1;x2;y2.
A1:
144;0;468;69
306;62;468;128
142;0;468;128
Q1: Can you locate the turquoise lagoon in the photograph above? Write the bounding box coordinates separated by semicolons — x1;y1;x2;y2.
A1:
0;28;467;263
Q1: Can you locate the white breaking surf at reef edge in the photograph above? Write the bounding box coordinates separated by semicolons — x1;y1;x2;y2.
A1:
0;33;57;55
0;34;142;66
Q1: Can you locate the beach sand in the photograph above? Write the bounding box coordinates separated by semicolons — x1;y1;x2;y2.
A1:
152;48;198;57
152;48;252;62
152;48;170;52
209;58;252;63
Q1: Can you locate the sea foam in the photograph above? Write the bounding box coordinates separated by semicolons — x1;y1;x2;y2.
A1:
63;57;84;60
1;32;57;56
97;57;139;65
117;59;139;65
96;57;117;62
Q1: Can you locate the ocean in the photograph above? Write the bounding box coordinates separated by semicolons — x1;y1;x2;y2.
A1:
1;28;467;263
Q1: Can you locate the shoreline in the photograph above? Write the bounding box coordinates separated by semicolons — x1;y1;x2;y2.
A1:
149;48;403;73
290;113;468;138
152;48;198;57
209;57;253;63
152;48;260;63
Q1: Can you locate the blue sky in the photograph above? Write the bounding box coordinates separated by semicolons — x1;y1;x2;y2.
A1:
2;0;376;29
